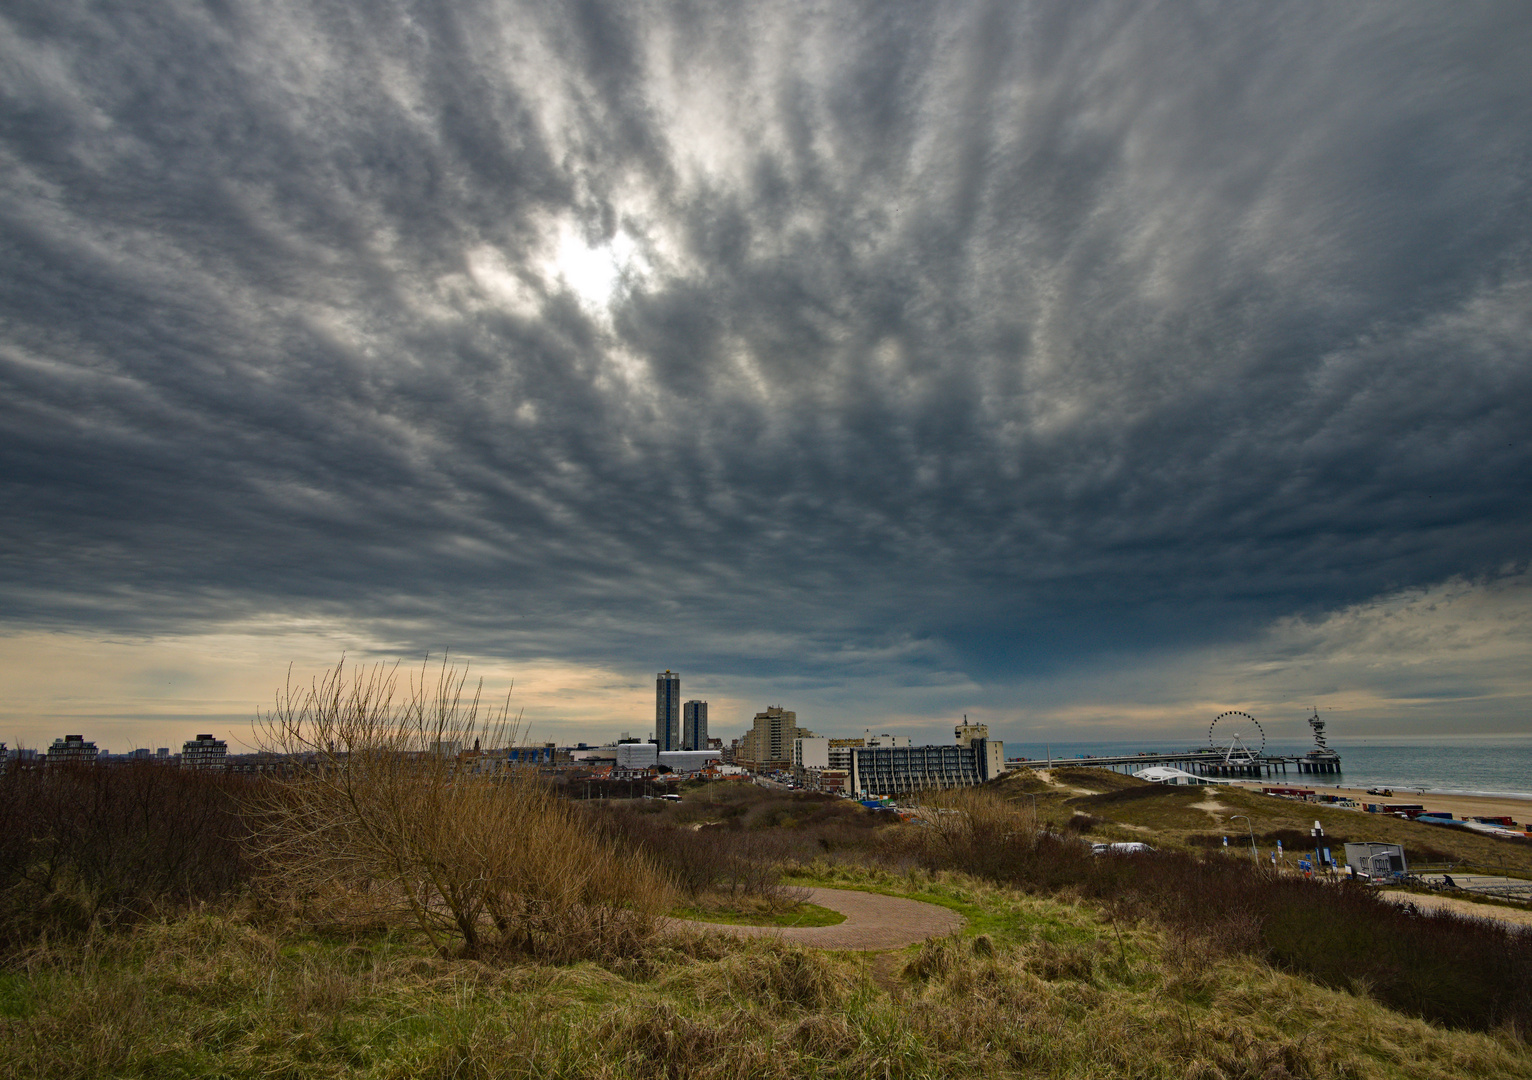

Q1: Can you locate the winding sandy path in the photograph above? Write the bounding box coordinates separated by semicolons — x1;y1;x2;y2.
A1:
1379;890;1532;930
666;887;965;950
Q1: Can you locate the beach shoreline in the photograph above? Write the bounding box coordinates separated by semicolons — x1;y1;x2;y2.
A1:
1222;780;1532;827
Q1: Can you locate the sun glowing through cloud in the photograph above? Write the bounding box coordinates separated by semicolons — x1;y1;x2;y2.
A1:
546;224;643;310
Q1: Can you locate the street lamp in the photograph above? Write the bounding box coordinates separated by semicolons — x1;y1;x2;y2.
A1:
1230;814;1259;866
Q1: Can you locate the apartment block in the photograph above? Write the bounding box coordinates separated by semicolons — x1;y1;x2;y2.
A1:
181;734;228;770
737;705;814;770
849;737;1006;797
683;699;708;751
656;671;682;751
45;735;99;766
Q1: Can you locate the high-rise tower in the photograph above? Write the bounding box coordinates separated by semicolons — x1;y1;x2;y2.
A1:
656;670;681;751
683;700;708;751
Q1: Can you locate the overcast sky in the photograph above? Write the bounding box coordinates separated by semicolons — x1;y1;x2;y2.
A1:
2;2;1530;750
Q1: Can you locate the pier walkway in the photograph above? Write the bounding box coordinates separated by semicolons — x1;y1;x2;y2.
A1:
1008;748;1341;779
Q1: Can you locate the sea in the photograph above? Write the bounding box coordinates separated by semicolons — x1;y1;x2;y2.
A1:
1005;737;1532;802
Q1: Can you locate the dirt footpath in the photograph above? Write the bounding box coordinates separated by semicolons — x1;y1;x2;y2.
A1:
1379;890;1532;930
667;887;965;950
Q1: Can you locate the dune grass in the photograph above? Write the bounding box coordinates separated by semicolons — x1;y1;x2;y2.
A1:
1029;771;1532;876
4;889;1530;1080
6;752;1532;1077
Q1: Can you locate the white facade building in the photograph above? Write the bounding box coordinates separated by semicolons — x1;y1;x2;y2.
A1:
658;749;722;774
615;742;659;770
792;737;830;770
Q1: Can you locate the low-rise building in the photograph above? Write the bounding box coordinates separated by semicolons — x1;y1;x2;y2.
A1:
658;749;723;774
1343;842;1407;880
616;742;659;770
1135;766;1219;786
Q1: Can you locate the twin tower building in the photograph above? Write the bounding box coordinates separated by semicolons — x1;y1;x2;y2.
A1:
655;670;708;752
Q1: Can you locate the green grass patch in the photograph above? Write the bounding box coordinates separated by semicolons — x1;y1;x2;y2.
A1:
784;865;1098;948
670;902;846;927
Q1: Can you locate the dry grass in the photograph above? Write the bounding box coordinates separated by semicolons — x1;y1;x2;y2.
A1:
251;657;674;961
4;893;1530;1080
6;746;1532;1077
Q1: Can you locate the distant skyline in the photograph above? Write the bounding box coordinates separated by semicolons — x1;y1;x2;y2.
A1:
2;3;1530;751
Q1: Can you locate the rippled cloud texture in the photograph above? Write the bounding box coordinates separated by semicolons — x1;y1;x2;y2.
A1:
2;3;1529;736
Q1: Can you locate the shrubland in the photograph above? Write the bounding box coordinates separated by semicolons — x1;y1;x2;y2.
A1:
3;675;1532;1077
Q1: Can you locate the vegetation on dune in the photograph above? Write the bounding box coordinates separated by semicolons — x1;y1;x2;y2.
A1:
4;670;1532;1076
3;877;1530;1080
895;783;1532;1034
0;761;253;951
251;657;673;962
1018;769;1532;876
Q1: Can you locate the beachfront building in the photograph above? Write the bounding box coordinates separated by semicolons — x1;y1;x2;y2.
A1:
850;734;1007;797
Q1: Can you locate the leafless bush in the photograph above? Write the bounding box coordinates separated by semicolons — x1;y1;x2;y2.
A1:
894;787;1038;879
589;803;806;909
0;764;253;949
250;656;671;960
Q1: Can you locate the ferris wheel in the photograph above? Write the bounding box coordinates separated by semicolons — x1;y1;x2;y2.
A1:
1208;711;1265;763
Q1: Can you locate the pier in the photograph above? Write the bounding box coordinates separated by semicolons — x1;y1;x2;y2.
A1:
1006;748;1341;779
1007;709;1342;779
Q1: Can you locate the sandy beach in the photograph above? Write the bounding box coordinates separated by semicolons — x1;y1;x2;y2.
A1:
1222;781;1532;829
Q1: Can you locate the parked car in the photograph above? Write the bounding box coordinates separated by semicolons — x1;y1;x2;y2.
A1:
1091;842;1155;856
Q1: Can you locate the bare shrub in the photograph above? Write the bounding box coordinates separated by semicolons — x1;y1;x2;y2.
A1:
589;804;805;910
0;764;253;950
895;787;1038;881
250;656;671;960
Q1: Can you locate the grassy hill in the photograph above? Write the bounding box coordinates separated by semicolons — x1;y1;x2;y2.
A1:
4;766;1531;1078
991;766;1532;876
5;868;1532;1080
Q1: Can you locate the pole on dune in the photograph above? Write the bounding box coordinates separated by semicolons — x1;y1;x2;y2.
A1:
1231;814;1258;867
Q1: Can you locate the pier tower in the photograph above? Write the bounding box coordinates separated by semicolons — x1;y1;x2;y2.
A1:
1298;708;1342;774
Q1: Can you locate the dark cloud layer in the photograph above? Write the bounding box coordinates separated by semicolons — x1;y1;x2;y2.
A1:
2;1;1530;683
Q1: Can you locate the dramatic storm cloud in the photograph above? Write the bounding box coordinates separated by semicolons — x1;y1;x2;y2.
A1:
2;2;1529;740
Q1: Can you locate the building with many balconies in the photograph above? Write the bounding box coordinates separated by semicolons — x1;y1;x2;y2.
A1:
181;734;228;770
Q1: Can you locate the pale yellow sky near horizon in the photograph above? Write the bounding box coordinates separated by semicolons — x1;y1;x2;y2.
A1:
1;574;1528;753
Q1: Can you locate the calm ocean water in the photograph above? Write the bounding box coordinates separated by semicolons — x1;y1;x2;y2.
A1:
1006;737;1532;801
